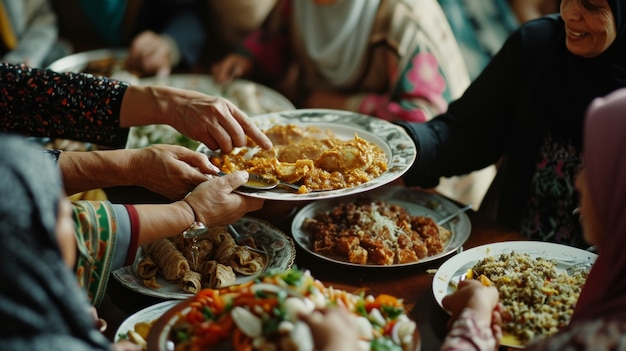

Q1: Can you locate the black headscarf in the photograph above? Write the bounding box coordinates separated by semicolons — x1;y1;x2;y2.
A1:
0;135;111;350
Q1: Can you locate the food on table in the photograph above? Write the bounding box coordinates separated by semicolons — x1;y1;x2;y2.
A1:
120;319;155;351
210;124;388;193
136;226;265;292
301;198;451;265
144;239;190;281
136;255;158;280
471;252;590;344
160;268;417;351
179;271;203;294
199;260;236;289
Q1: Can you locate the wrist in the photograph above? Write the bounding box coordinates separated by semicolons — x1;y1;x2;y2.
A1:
120;85;167;127
180;197;208;238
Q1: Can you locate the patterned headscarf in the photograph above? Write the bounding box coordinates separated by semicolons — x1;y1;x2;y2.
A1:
571;87;626;321
0;134;110;350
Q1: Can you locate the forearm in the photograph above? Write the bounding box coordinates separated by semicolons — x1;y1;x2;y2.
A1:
134;201;194;246
58;149;133;195
119;85;188;127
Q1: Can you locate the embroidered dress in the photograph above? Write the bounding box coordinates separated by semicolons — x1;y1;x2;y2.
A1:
0;62;130;148
519;134;583;247
73;201;119;307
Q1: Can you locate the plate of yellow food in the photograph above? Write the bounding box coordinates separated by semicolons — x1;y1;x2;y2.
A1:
432;241;597;348
145;267;420;351
291;186;471;268
198;109;417;201
112;217;295;299
114;300;179;348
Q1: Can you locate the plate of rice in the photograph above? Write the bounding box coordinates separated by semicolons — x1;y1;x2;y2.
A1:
432;241;597;348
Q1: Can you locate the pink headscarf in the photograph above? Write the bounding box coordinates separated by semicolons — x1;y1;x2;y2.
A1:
571;87;626;321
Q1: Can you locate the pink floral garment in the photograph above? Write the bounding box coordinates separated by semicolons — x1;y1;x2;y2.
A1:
360;48;452;122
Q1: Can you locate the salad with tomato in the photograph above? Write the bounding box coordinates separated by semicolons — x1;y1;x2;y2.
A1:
164;268;417;351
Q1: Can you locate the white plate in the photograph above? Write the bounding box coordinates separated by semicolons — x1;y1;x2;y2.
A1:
197;109;417;201
114;300;180;342
432;241;597;347
112;217;296;299
291;186;470;268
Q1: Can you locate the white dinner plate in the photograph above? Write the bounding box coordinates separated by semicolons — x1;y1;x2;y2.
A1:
114;300;180;342
197;109;417;201
112;217;296;299
432;241;597;348
291;186;471;268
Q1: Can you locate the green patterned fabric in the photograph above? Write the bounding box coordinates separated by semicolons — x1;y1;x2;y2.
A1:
72;200;119;307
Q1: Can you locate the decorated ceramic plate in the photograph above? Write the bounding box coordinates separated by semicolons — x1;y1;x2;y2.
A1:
432;241;597;348
146;268;421;351
291;186;470;268
197;109;417;201
114;300;179;343
112;217;296;299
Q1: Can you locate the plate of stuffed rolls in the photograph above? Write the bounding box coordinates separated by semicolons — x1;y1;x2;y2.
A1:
112;217;296;299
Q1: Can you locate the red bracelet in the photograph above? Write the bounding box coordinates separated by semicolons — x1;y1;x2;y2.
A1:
123;204;140;266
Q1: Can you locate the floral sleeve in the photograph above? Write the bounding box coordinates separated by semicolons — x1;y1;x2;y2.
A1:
0;63;130;148
72;200;119;307
440;309;499;351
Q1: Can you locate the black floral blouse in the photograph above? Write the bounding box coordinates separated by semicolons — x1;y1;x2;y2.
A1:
0;62;130;148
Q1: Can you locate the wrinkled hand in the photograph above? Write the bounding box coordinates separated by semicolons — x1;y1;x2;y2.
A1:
298;307;360;351
129;144;218;200
183;171;264;226
126;30;173;76
442;279;502;342
162;90;273;153
211;53;252;84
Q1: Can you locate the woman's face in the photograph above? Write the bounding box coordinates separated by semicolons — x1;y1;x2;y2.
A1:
574;169;604;246
561;0;617;58
55;197;76;268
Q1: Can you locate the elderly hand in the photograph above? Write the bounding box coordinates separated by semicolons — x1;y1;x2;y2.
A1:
211;53;253;84
183;171;264;226
126;30;173;77
121;85;273;153
298;307;360;351
130;144;218;200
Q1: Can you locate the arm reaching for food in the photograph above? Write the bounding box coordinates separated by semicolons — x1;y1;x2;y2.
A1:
58;144;219;200
120;85;273;153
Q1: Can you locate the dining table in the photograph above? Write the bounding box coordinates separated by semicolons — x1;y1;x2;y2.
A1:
98;184;527;351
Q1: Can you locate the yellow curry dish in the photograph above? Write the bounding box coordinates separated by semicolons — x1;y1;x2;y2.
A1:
209;124;388;193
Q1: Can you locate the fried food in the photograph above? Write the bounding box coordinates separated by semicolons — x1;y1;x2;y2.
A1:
211;124;388;192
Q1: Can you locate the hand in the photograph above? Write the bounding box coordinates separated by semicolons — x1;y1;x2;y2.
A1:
211;53;252;84
298;307;360;351
130;144;219;200
442;279;500;327
183;171;264;226
111;340;142;351
121;85;274;153
126;30;173;76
